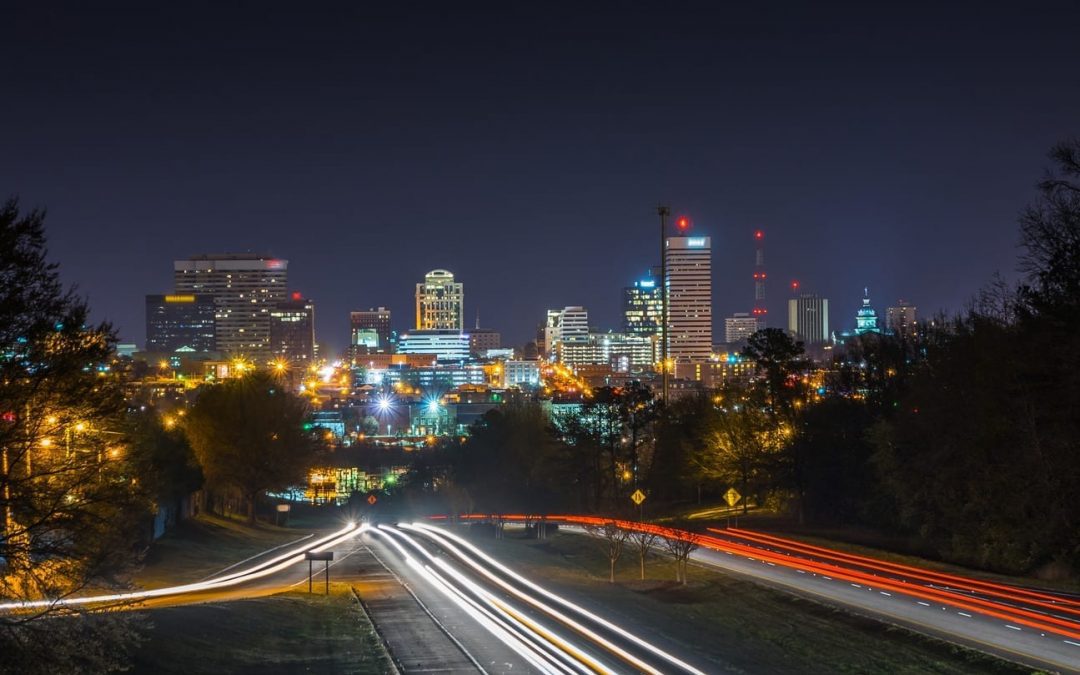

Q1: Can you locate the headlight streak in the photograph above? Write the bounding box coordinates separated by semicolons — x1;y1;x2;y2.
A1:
0;523;366;612
368;527;568;675
406;523;704;675
377;526;600;675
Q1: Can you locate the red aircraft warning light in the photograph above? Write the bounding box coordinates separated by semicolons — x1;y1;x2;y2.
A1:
791;280;800;293
754;230;764;240
675;215;692;231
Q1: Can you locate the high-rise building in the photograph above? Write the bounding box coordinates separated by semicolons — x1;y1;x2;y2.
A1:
752;230;767;325
173;254;288;359
415;269;464;330
854;287;881;335
145;293;217;353
788;294;830;345
886;301;918;339
269;294;315;363
350;307;393;352
550;306;589;363
724;312;761;344
623;272;662;337
664;236;712;363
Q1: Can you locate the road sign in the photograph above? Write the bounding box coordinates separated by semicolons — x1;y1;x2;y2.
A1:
304;550;334;561
630;489;646;505
367;494;378;505
724;487;741;508
276;504;291;513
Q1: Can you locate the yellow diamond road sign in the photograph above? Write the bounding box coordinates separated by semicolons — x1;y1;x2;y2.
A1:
724;488;741;508
630;489;646;505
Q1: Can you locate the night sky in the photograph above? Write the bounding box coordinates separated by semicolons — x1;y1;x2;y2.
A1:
2;2;1078;356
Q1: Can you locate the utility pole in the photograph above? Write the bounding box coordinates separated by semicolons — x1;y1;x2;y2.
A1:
657;205;670;404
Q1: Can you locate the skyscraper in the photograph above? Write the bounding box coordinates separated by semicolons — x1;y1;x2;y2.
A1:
145;293;217;353
415;269;464;330
350;307;393;352
788;294;830;345
623;272;662;337
548;306;589;363
173;254;288;359
664;236;712;363
886;301;918;339
269;294;315;363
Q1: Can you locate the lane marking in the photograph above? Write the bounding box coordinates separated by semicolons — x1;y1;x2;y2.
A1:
958;612;972;618
1006;625;1022;631
917;602;931;607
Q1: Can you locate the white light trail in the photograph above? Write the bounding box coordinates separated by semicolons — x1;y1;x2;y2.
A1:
378;526;599;675
408;522;706;675
0;523;365;612
369;527;567;675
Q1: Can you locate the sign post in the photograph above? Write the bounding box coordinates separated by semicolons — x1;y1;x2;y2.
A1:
630;488;647;521
275;503;290;527
724;487;742;528
305;550;334;594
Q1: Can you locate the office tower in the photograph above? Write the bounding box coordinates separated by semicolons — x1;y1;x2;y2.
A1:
854;287;881;335
886;301;918;339
623;271;662;337
415;269;464;330
469;329;501;357
545;306;589;363
145;293;217;353
724;312;760;344
269;293;315;363
173;254;288;359
541;309;562;357
752;230;767;325
350;307;393;352
664;236;712;362
788;293;830;345
397;329;471;362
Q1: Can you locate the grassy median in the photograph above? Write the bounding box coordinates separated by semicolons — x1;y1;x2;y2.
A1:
130;584;392;674
470;527;1034;674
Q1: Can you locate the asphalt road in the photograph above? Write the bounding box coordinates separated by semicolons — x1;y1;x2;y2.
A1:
546;521;1080;673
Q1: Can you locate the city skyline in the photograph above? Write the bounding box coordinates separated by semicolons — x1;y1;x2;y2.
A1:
4;4;1078;355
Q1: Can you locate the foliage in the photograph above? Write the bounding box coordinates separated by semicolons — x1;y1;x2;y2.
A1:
662;524;702;584
185;371;316;523
0;198;147;671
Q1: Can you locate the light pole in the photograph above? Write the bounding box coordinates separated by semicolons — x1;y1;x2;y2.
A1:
657;205;670;404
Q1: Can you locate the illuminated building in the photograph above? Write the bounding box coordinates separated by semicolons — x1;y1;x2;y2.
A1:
469;328;501;357
397;329;470;362
549;307;590;363
886;301;918;339
350;307;393;353
724;312;761;344
558;332;655;371
665;236;713;363
145;293;217;352
173;253;288;359
854;287;881;335
504;360;541;388
415;269;463;330
623;271;662;337
788;293;830;345
269;293;315;363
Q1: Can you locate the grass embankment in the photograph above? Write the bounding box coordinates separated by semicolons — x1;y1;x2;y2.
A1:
136;514;310;588
130;583;392;674
472;528;1033;674
131;514;392;673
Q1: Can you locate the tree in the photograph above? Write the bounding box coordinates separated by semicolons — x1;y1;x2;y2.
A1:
743;328;808;411
185;371;316;524
585;520;631;583
662;525;702;585
0;198;147;672
630;529;659;580
125;410;203;532
695;387;789;514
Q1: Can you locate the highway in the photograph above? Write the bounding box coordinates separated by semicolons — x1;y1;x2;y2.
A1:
366;523;711;674
498;515;1080;673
